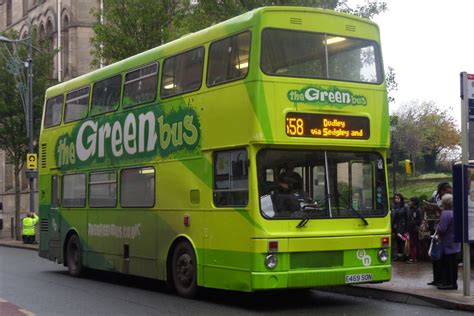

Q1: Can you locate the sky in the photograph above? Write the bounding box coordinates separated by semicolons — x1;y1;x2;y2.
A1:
350;0;474;125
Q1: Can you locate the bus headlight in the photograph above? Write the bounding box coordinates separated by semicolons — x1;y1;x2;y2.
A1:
265;254;278;269
378;248;389;262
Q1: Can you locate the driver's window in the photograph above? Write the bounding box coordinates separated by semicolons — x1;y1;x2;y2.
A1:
334;162;350;213
213;149;249;207
351;162;374;211
312;165;325;202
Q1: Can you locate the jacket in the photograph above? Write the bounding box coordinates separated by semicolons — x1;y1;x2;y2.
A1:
437;210;461;255
392;205;408;235
22;214;38;236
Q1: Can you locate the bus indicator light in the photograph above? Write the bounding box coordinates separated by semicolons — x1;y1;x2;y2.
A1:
285;113;370;139
268;240;279;253
381;236;390;247
184;215;190;227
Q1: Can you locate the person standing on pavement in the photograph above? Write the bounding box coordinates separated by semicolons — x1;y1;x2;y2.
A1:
22;212;39;244
436;194;460;290
431;181;452;208
406;197;422;263
391;193;408;261
427;182;452;287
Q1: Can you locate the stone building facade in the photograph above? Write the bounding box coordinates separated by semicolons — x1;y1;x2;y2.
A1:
0;0;98;236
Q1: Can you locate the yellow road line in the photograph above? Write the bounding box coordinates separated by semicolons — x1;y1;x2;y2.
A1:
18;308;36;316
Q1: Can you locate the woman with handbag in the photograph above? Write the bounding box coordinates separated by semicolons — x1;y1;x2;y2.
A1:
427;228;443;286
436;194;461;290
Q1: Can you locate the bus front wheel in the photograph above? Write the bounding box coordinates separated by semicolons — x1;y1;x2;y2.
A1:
171;241;197;298
66;234;83;277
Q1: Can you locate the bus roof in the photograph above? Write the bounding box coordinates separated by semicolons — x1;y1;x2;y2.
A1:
45;6;379;98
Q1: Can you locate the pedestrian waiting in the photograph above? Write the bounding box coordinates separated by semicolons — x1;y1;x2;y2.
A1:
426;181;453;287
22;212;39;244
436;194;460;290
406;197;422;263
391;193;408;261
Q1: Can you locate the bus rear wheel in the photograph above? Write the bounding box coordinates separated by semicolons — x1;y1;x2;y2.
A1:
171;241;197;298
66;234;83;277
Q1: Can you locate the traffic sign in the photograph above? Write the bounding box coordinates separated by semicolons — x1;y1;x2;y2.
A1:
27;153;37;169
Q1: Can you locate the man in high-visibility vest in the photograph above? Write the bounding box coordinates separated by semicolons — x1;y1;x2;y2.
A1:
22;212;38;244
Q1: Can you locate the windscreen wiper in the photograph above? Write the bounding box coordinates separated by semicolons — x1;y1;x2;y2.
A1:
296;195;328;228
351;208;369;226
296;210;316;228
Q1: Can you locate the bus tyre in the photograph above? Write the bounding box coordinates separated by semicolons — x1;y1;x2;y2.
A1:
66;234;83;277
171;241;197;298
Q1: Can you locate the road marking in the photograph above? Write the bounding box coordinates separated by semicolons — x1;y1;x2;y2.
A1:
0;297;36;316
18;308;36;316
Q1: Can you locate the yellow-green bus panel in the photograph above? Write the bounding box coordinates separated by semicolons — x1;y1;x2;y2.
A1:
38;6;391;293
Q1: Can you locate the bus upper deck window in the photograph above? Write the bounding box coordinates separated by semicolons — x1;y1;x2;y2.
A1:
161;47;204;98
91;75;122;115
123;63;158;108
44;95;64;128
261;28;382;84
207;31;251;86
64;87;90;123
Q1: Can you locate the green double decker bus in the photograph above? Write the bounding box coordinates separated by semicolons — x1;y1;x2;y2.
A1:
38;7;391;297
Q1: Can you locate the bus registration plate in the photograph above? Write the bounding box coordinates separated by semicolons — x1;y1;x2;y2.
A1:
345;273;372;284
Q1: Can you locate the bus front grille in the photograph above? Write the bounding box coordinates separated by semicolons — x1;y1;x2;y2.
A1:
290;251;343;269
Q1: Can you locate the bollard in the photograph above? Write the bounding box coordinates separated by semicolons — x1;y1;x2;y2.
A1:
11;217;14;239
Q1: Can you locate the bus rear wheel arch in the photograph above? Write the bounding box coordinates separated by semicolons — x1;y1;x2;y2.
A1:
168;239;198;298
65;233;83;277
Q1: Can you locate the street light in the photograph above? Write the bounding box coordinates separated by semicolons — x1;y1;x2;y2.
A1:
0;24;41;239
390;125;397;196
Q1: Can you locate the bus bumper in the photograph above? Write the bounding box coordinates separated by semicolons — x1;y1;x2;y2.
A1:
251;264;391;290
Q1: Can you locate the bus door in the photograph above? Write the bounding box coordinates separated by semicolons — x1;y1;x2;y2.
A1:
49;175;61;241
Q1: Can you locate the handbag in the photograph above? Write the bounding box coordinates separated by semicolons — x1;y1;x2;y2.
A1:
428;232;442;260
418;220;430;240
404;238;411;257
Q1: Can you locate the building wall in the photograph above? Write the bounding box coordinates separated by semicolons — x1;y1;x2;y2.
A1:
0;0;99;80
0;0;99;237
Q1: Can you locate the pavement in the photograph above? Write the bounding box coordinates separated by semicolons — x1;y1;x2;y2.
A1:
1;236;473;312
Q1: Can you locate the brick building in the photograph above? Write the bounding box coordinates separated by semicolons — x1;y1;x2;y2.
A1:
0;0;99;236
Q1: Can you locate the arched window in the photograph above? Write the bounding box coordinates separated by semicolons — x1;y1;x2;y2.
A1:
39;24;46;42
6;0;12;25
62;15;70;77
46;19;54;53
23;0;28;16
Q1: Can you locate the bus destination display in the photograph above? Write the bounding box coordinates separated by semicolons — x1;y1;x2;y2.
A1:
286;113;370;139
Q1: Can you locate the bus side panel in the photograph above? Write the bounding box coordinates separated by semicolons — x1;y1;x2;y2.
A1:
155;158;210;282
60;208;88;264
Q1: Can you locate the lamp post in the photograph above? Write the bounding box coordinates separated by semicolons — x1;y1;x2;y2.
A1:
390;125;397;195
0;23;40;235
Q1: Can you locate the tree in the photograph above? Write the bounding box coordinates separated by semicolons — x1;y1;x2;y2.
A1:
337;0;387;19
386;66;398;105
392;101;460;172
91;0;387;66
90;0;187;66
0;30;55;239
